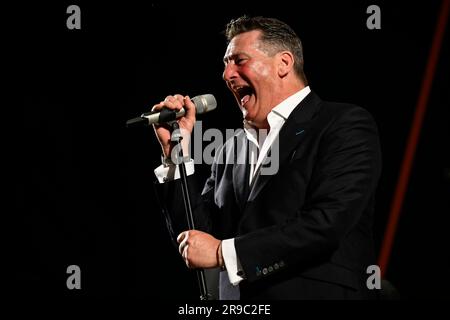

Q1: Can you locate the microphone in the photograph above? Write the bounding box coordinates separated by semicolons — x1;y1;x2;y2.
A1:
126;94;217;128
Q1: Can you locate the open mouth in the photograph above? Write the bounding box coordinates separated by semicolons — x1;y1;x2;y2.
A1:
235;86;254;107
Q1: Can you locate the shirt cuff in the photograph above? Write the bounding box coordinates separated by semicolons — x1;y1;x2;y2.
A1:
222;238;245;286
154;159;195;183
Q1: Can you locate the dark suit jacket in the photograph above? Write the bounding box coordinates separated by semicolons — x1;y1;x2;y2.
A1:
157;91;382;299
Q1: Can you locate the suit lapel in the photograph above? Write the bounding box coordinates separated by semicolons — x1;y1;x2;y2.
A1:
247;91;322;202
232;133;251;211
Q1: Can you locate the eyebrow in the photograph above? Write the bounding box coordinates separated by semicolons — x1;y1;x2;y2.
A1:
223;52;247;63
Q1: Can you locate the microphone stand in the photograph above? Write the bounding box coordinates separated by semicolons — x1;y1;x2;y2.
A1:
170;121;210;301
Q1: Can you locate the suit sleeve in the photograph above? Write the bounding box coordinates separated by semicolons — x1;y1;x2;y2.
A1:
235;106;382;282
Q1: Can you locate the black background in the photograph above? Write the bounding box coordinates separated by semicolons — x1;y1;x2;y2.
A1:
8;1;450;300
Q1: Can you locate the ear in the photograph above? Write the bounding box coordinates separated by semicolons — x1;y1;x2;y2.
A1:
277;51;295;78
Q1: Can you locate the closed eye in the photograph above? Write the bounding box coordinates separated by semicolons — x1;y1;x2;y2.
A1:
223;53;249;66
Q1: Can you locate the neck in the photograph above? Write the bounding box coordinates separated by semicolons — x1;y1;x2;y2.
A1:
258;82;306;129
248;118;270;130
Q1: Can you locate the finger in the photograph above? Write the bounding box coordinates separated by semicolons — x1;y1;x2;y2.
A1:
151;101;165;112
178;241;183;255
178;232;189;255
184;96;196;119
174;94;185;104
177;231;188;243
178;238;188;255
163;95;183;111
182;244;188;259
183;244;190;268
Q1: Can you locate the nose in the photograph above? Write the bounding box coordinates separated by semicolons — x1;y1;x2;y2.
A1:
222;63;238;82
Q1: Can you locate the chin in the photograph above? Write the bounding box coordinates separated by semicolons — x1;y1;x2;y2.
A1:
243;108;255;119
245;114;256;123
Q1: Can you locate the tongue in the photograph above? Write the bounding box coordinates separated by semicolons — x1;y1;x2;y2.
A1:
241;94;250;106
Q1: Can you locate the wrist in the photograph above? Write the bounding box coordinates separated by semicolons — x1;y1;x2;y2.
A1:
217;241;225;270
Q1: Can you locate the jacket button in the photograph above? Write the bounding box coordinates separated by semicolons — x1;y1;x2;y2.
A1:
274;263;279;270
268;266;273;272
262;268;268;275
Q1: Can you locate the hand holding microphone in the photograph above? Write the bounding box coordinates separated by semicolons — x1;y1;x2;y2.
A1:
126;94;217;158
153;94;197;158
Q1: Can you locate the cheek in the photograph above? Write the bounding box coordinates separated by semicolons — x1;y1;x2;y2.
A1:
249;61;270;77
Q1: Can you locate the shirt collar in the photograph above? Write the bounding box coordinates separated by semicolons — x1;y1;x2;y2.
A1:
244;86;311;130
269;86;311;122
243;86;311;146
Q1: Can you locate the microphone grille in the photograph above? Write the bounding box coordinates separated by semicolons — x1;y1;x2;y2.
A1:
192;94;217;114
